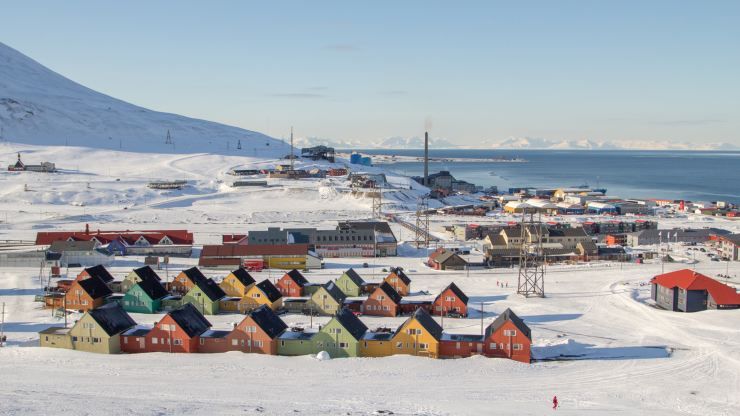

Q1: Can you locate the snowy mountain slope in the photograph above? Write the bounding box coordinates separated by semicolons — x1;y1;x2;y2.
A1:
0;42;288;155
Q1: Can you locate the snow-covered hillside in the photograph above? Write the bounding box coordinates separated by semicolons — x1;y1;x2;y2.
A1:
0;42;288;155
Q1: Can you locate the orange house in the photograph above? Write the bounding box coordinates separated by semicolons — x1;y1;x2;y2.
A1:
171;267;208;295
199;305;288;354
65;275;112;312
432;282;469;317
361;282;402;317
121;304;211;354
276;269;309;297
384;267;411;296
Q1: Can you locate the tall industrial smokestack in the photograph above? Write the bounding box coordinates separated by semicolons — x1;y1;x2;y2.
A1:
424;131;429;187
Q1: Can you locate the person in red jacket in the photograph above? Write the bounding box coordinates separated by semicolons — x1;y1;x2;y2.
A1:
552;396;559;410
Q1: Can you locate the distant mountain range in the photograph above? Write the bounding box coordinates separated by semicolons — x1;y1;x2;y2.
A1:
297;135;738;151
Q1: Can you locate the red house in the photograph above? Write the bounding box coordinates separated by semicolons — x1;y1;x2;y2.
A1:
361;282;402;317
432;282;469;317
121;303;211;354
276;269;309;297
439;308;531;363
198;305;288;354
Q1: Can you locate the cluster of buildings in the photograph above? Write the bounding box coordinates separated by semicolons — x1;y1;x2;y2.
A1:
650;269;740;312
500;187;657;216
207;221;398;268
39;301;531;362
413;170;478;197
41;264;472;322
6;152;56;173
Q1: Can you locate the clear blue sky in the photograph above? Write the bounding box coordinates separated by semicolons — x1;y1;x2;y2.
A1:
1;0;738;145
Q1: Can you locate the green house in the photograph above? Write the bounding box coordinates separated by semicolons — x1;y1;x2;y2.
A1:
309;281;347;316
335;268;366;297
181;278;226;315
122;278;169;314
312;308;368;358
278;330;318;356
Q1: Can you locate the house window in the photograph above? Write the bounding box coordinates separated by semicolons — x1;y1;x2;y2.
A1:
280;341;285;347
91;337;100;343
364;342;368;348
489;343;496;349
232;339;238;346
419;343;428;350
123;338;128;344
81;300;88;306
253;293;261;298
317;342;323;347
445;296;455;302
503;329;516;337
383;306;389;311
173;339;183;346
339;342;348;348
199;338;204;345
513;343;523;351
396;342;403;349
255;340;263;347
330;328;342;334
152;338;158;344
455;342;460;349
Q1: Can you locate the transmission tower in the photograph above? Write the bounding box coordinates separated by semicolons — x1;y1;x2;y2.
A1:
371;184;383;220
165;129;173;145
414;197;430;248
516;210;545;297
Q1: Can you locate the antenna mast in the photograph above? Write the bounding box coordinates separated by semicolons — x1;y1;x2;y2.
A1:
290;126;295;171
516;210;545;297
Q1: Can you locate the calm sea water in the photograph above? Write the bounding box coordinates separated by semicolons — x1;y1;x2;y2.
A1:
353;149;740;203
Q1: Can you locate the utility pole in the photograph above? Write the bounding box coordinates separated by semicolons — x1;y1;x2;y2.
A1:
480;302;484;336
0;302;5;347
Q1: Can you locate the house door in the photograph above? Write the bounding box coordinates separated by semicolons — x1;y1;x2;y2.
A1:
139;338;145;350
476;343;482;354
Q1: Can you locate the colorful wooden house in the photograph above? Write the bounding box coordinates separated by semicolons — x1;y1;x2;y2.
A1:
241;279;284;311
122;274;169;314
361;281;402;317
276;269;309;297
309;281;347;316
481;308;532;363
121;266;161;294
76;264;115;285
65;275;113;312
200;305;288;354
312;307;368;358
432;282;469;317
427;248;468;271
121;303;211;353
360;329;395;357
219;268;256;298
384;267;411;296
390;308;443;358
39;303;136;354
278;329;318;356
182;277;227;315
335;268;366;297
170;267;208;295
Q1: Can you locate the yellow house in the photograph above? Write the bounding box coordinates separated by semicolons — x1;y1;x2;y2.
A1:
219;268;256;297
390;308;443;358
38;303;136;354
360;331;394;357
241;279;284;311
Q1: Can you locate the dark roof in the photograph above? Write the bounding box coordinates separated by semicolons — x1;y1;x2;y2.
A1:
549;227;587;237
193;278;227;302
83;265;114;283
322;281;347;303
256;279;282;303
87;303;136;336
333;307;368;340
411;308;442;340
486;234;508;246
249;305;288;339
48;240;97;252
340;221;393;234
132;266;161;282
486;248;521;257
377;281;402;304
78;275;113;299
388;267;411;285
435;282;469;305
342;268;366;287
230;268;256;287
433;250;466;265
182;267;208;285
485;308;531;340
135;276;169;300
168;303;212;337
285;269;308;287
